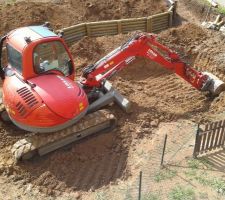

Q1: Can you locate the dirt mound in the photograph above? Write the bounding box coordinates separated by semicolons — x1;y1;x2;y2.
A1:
0;0;166;34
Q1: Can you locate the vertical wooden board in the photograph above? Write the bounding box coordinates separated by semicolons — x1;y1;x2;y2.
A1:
205;130;212;152
205;123;209;131
213;121;222;149
209;122;214;131
200;131;207;152
146;16;152;32
219;120;225;147
195;133;202;156
117;20;122;34
209;122;218;150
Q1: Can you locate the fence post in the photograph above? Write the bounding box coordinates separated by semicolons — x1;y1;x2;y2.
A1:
169;11;173;27
193;124;200;158
138;171;142;200
146;16;152;32
160;134;168;168
117;20;122;34
174;0;178;16
86;23;91;37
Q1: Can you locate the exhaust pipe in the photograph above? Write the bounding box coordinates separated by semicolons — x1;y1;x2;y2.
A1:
202;72;225;95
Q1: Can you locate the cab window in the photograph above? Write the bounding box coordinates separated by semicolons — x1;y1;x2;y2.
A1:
7;44;22;73
33;41;72;76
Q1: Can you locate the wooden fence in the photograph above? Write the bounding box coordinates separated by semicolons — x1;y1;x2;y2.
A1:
193;120;225;157
59;11;173;45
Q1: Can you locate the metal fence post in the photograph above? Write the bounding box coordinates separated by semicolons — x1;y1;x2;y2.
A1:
160;134;168;168
138;171;142;200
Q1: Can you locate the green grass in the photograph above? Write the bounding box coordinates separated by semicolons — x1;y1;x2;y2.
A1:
3;0;16;5
187;158;212;170
154;168;177;182
95;191;108;200
185;158;225;196
218;6;225;15
168;186;196;200
142;192;161;200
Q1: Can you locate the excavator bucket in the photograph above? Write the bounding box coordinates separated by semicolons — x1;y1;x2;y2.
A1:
202;72;225;95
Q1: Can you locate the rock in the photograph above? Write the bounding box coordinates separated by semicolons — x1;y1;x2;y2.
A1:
150;119;159;127
74;192;81;199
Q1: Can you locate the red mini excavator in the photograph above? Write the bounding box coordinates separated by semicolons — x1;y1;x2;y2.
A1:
0;24;224;161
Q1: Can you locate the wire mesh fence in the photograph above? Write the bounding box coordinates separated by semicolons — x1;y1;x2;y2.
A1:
100;120;225;200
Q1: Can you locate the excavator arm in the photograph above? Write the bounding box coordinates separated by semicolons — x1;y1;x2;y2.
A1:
81;33;224;95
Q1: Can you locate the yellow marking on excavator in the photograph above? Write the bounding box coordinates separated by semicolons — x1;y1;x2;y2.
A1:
79;102;84;111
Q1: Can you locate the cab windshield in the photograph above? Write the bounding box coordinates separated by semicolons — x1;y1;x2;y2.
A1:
33;41;72;76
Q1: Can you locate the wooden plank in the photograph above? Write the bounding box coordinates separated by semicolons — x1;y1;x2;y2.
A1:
213;120;222;149
117;20;122;34
209;122;218;150
90;29;118;34
194;131;202;157
64;30;87;37
90;32;118;37
152;23;170;29
63;25;86;32
89;23;118;29
218;120;225;147
152;20;169;25
62;23;86;32
64;28;87;33
90;27;117;32
122;25;146;30
121;17;146;23
169;11;173;27
209;122;214;130
152;17;169;22
200;131;207;153
151;12;170;18
205;130;212;151
204;123;209;131
121;21;146;26
122;22;146;27
147;16;152;32
88;19;125;25
86;23;91;36
152;26;169;32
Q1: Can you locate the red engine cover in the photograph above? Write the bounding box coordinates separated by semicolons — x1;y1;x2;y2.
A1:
29;75;87;119
2;74;89;129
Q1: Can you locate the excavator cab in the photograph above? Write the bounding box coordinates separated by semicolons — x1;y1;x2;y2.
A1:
0;25;75;81
0;25;89;133
33;40;73;76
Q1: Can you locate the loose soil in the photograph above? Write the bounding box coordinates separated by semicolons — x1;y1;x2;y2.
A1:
1;0;225;199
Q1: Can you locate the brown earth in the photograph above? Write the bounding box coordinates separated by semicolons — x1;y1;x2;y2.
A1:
1;0;225;199
0;0;166;34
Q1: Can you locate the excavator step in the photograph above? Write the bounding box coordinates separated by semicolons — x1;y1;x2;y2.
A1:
11;110;117;162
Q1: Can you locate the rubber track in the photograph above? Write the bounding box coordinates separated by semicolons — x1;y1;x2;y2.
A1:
11;110;116;162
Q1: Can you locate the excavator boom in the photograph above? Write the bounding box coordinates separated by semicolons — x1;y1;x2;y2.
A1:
81;33;225;95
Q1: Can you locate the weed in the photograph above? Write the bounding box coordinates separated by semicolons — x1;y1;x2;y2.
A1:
184;169;197;178
211;177;225;195
142;192;161;200
95;191;108;200
154;168;177;182
168;186;196;200
187;159;201;169
218;6;225;15
199;192;208;199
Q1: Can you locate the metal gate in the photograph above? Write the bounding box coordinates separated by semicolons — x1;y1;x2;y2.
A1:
193;120;225;157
